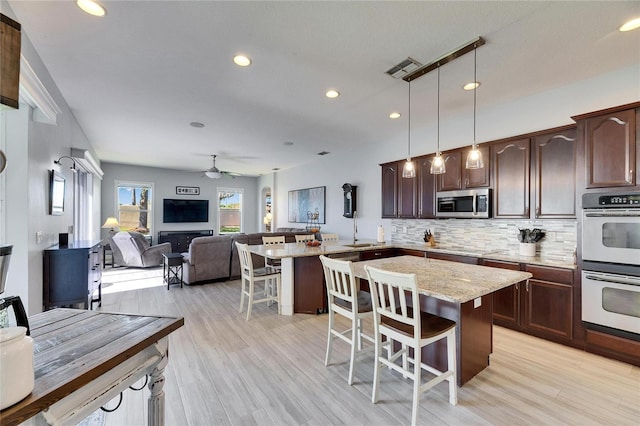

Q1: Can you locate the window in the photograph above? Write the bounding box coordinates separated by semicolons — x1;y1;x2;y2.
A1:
218;188;243;234
116;181;154;236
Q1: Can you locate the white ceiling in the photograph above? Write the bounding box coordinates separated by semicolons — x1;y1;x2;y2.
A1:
7;1;640;176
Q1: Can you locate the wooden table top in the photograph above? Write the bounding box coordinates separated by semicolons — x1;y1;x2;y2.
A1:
0;308;184;425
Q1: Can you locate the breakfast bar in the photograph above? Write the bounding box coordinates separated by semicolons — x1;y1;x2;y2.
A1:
249;243;532;385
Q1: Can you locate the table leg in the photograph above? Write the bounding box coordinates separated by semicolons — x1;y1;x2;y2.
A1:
147;340;169;426
280;257;294;315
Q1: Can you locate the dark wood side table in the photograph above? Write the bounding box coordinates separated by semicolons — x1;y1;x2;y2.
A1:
163;253;183;290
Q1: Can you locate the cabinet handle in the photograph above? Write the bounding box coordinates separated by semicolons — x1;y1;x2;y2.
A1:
457;178;461;187
515;283;519;291
375;252;382;256
526;280;530;292
629;169;634;183
535;207;540;217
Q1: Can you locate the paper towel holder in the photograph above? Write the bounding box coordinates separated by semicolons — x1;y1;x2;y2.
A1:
342;183;357;218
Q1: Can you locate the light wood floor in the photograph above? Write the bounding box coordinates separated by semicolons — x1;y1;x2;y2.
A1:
97;267;640;426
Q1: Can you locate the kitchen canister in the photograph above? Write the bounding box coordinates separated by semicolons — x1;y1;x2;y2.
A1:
519;242;536;257
0;326;34;409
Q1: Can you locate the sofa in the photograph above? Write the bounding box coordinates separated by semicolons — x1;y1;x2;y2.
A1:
108;231;171;268
182;235;232;284
180;230;313;284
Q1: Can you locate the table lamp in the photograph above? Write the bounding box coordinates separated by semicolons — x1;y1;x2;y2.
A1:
101;217;119;233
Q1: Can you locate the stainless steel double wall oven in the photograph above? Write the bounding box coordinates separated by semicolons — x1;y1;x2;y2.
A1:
581;192;640;337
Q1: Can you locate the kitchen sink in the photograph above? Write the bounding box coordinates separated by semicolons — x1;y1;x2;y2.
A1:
343;243;377;248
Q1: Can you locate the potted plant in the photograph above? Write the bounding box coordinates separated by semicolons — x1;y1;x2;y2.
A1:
517;228;545;256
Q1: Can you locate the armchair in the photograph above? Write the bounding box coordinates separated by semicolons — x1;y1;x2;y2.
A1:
108;231;171;268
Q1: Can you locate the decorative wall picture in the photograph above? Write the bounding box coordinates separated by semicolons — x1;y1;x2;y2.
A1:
49;169;66;215
288;186;325;223
176;186;200;195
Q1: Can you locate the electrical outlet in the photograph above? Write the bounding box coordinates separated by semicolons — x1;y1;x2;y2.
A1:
474;297;482;308
36;231;43;244
391;226;397;232
402;226;408;233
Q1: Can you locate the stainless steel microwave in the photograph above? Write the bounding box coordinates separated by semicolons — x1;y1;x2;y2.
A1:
436;188;491;218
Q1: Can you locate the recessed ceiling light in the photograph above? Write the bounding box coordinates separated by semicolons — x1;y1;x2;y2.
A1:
190;122;204;128
463;81;480;91
233;55;252;67
76;0;106;17
325;89;340;99
620;17;640;32
389;112;401;119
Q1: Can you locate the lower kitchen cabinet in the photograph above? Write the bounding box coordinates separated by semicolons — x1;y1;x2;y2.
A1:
483;260;575;345
427;251;478;265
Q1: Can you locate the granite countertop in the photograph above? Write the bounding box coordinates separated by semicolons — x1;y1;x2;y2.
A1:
247;240;576;270
396;243;577;270
351;255;532;304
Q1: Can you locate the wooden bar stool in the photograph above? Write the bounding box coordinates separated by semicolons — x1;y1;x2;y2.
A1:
364;265;457;425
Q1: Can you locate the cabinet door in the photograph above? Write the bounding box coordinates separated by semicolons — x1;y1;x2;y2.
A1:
483;260;521;328
381;163;398;218
463;146;490;188
532;129;576;218
436;151;462;191
585;109;636;188
417;156;436;218
492;138;530;218
522;279;573;341
398;163;417;218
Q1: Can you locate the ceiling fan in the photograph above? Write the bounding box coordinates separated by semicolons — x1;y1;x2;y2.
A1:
203;155;240;179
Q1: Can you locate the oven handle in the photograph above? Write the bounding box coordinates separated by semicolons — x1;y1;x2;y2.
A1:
584;212;640;217
472;192;477;215
584;274;640;287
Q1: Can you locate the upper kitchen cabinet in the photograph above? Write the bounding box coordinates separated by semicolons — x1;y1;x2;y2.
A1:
381;156;435;219
381;162;398;218
436;146;490;192
573;106;637;188
381;161;417;218
416;155;436;219
492;138;530;218
532;127;577;218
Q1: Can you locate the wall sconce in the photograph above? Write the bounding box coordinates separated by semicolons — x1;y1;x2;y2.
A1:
101;217;119;233
54;156;77;173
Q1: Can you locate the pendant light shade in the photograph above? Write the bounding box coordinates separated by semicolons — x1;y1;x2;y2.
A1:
431;67;446;175
402;80;416;178
466;46;485;170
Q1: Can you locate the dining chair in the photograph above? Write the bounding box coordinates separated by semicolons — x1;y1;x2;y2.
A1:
321;233;339;242
319;255;374;385
235;242;281;320
364;265;457;425
295;234;315;243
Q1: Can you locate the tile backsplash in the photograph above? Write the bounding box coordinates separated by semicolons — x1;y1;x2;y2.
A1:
391;218;577;260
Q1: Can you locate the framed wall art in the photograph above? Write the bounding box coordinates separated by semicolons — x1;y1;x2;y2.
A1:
288;186;325;223
176;186;200;195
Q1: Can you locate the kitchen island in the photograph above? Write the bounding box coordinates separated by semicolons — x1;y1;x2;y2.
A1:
249;243;532;385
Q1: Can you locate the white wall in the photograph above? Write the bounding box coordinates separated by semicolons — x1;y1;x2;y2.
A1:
271;64;640;242
1;0;101;314
100;162;259;239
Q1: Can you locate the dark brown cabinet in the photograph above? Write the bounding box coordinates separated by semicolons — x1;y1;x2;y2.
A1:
426;251;478;265
0;14;21;110
359;248;398;260
532;128;577;218
492;138;530;218
381;157;435;219
416;155;436;218
381;162;399;218
43;241;102;310
583;108;636;188
436;146;490;192
484;259;574;344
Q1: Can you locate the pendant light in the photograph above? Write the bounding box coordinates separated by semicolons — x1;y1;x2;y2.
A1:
465;46;484;169
402;80;416;178
431;66;445;174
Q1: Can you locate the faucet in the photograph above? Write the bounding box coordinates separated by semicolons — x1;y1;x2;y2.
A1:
353;211;358;243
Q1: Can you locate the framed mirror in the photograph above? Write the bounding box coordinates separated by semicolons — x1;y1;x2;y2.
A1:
49;170;65;215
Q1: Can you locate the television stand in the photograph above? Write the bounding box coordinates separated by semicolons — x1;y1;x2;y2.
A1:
157;230;213;252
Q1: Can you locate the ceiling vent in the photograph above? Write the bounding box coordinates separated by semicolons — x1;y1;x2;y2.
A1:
385;57;423;79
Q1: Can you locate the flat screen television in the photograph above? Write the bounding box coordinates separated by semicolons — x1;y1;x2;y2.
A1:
163;199;209;223
49;169;65;216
